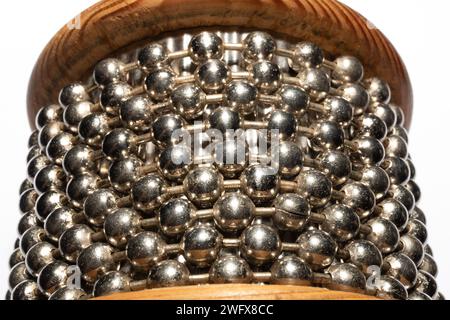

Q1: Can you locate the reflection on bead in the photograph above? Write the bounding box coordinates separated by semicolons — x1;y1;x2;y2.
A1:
240;224;281;266
209;255;252;284
296;229;337;271
271;255;313;286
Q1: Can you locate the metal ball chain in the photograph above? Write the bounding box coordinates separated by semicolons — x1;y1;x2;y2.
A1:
8;31;443;300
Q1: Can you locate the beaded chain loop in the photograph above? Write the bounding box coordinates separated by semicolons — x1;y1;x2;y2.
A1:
8;31;443;301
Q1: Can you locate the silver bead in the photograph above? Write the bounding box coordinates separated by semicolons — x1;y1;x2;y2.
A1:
38;121;65;149
209;255;252;284
272;141;304;179
104;208;142;248
353;137;385;166
131;174;166;214
84;189;117;226
392;125;409;144
63;145;97;176
66;173;100;208
342;182;375;219
326;263;366;293
19;188;38;213
311;120;345;150
273;193;310;231
378;199;409;231
318;150;351;185
373;275;407;300
391;105;405;126
270;255;313;285
93;271;131;297
213;193;255;232
384;135;408;159
292;41;324;69
344;240;382;276
365;218;399;254
414;271;438;299
158;144;191;182
9;262;31;290
77;243;117;283
148;260;190;288
20;227;45;255
406;180;421;203
44;207;80;241
37;261;69;296
357;114;388;141
171;83;205;119
267;110;297;141
59;224;94;263
321;204;360;241
241;164;280;204
296;229;337;271
145;68;176;100
34;164;65;194
36;104;63;130
151;114;186;148
63;101;94;132
323;97;353;126
208;107;241;134
372;103;397;131
279;85;310;117
120;95;152;132
25;242;57;276
195;59;230;93
78;113;110;147
364;77;391;104
158;198;195;237
419;254;438;277
338;83;369;116
214;140;247;178
93;58;126;86
297;68;330;101
242;32;276;62
240;224;281;266
183;167;224;208
138;43;169;70
9;248;25;268
408;291;432;300
100;82;133;114
360;166;390;200
390;184;415;212
102;128;137;160
35;190;67;221
406;219;428;244
424;244;433;256
296;169;332;208
332;56;364;83
29;130;39;148
382;253;417;289
189;32;224;62
49;287;87;300
27;145;42;163
182;224;222;267
225;81;257;114
126;232;166;268
19;179;34;195
108;156;143;193
250;61;281;94
59;83;89;108
399;234;424;266
46;132;76;164
11;280;42;300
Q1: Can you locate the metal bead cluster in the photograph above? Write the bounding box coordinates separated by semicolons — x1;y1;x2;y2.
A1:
8;31;442;300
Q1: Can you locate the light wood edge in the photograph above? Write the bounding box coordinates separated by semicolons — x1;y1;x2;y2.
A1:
92;284;379;300
27;0;413;129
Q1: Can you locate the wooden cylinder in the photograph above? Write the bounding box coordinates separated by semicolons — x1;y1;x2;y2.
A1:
25;0;412;300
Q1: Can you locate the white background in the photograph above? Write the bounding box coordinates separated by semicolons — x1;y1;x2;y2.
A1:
0;0;448;298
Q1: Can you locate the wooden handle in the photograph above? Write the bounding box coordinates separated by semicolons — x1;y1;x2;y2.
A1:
93;284;379;300
27;0;413;129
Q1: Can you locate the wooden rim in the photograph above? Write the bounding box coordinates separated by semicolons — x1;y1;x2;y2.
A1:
92;284;379;300
27;0;413;129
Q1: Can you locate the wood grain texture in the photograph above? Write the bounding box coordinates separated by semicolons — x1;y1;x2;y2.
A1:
27;0;413;129
93;284;379;300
